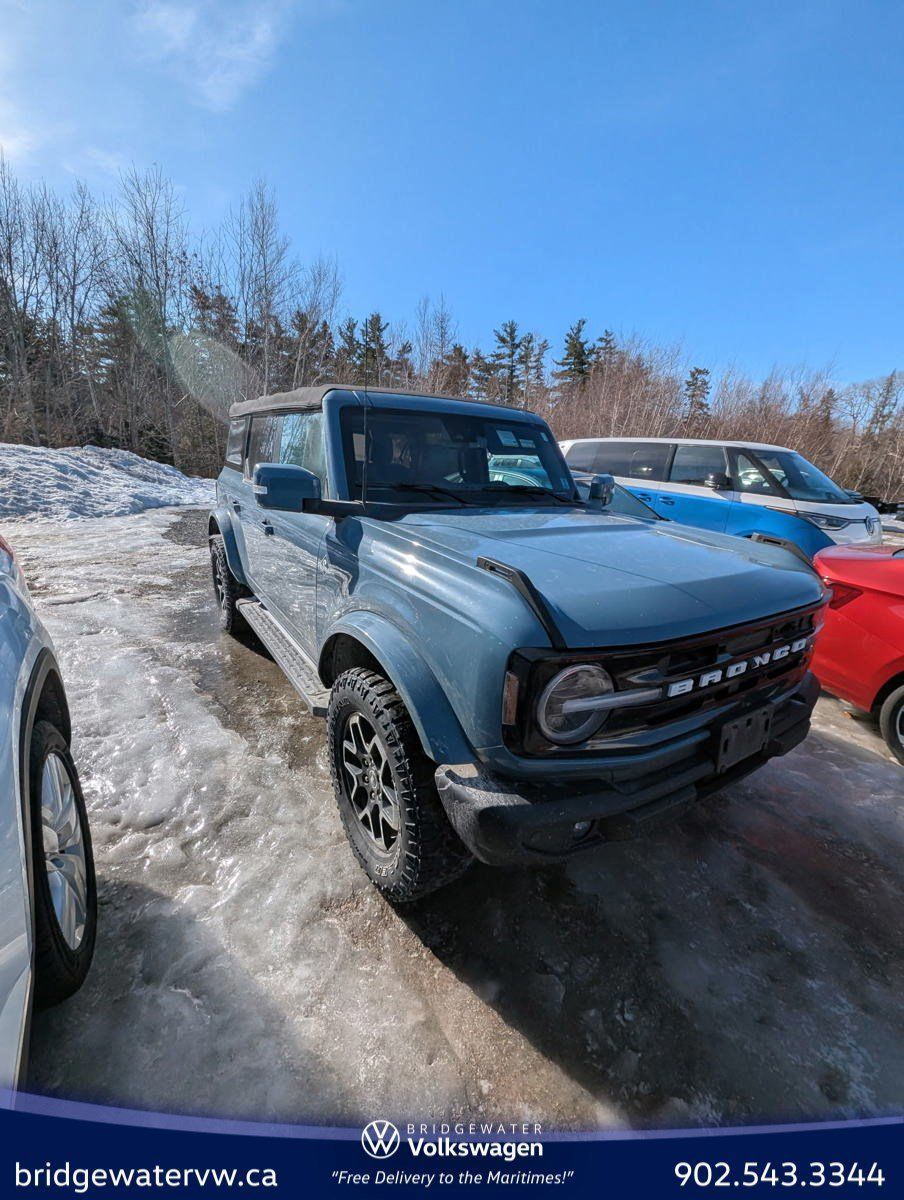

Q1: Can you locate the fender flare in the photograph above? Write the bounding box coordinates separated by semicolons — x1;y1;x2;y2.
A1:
208;507;249;586
319;612;476;766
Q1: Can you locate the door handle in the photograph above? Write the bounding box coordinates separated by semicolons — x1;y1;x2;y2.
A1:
636;492;652;503
261;520;274;536
660;498;675;506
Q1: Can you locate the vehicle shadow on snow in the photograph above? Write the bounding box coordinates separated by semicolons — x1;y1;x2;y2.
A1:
27;878;351;1124
399;724;904;1127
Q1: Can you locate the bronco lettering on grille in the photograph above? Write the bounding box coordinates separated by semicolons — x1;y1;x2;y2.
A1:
666;636;811;698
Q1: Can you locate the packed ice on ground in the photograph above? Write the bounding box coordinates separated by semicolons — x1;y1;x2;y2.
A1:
0;443;214;521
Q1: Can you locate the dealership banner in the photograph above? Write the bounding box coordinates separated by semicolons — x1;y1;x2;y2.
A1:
0;1092;899;1199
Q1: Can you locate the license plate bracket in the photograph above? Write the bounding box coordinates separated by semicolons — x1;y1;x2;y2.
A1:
716;706;773;773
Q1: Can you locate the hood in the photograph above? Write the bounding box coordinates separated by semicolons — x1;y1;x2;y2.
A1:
387;507;824;647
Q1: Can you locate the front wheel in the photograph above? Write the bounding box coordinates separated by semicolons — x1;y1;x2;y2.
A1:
878;683;904;766
210;533;247;636
327;669;472;902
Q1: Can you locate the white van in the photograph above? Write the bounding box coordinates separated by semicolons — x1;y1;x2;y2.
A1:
560;437;883;555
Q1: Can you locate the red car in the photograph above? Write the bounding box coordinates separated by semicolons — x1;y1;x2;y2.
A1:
812;544;904;763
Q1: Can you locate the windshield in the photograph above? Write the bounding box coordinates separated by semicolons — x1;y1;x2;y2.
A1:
340;407;577;503
740;449;855;505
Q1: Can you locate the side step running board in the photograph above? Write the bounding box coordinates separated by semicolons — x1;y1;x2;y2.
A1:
236;599;331;717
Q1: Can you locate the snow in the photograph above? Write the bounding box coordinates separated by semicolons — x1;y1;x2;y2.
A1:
0;443;215;522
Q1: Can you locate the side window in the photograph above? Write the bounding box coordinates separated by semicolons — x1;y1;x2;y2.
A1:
595;441;671;482
245;414;282;478
730;450;782;496
280;411;326;480
622;441;670;482
224;418;246;468
669;443;728;485
567;440;671;481
564;442;600;472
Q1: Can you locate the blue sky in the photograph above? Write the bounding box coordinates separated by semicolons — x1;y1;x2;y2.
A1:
1;0;902;380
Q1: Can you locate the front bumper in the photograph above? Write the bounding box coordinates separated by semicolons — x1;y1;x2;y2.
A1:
828;522;883;546
435;671;819;866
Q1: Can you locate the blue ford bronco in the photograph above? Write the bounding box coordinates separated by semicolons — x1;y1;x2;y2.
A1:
209;386;826;900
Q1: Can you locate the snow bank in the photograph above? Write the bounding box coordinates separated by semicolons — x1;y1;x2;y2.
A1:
0;442;215;521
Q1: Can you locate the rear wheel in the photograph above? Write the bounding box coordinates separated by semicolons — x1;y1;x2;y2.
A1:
28;721;97;1008
327;668;472;901
878;683;904;766
210;533;247;635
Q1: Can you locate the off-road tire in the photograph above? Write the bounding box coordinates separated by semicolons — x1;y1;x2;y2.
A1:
210;533;248;635
878;683;904;766
28;722;97;1008
328;668;472;901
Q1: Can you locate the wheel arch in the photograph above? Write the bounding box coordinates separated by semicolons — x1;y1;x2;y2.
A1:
871;667;904;715
208;506;248;586
319;616;475;765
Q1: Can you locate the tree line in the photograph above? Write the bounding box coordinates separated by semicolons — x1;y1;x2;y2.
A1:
1;160;901;497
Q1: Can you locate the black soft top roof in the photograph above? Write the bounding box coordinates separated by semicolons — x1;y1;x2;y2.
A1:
230;385;337;418
228;384;537;421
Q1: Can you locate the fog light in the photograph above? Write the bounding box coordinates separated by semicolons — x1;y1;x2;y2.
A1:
572;820;593;840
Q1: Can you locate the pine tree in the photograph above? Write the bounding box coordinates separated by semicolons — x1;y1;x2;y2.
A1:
521;334;548;406
683;366;711;429
554;319;591;389
491;320;524;404
595;329;618;370
360;311;390;384
469;349;494;401
390;338;414;387
334;318;360;380
441;343;470;396
190;284;240;348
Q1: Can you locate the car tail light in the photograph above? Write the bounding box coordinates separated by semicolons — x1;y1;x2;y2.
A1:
823;579;862;609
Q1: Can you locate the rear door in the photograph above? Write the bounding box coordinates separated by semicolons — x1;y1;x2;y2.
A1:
217;417;251;567
241;412;282;598
656;442;732;531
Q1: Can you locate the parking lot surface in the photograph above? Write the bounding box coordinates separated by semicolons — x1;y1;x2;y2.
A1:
12;508;904;1129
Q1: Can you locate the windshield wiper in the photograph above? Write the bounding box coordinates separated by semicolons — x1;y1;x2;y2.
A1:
387;483;472;505
480;484;578;506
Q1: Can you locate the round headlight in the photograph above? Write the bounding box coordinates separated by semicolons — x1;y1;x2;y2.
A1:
536;664;614;745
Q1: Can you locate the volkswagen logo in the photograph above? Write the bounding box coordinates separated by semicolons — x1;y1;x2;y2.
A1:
361;1120;401;1159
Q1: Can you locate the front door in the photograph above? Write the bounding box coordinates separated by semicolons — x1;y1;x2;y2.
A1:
655;443;732;531
264;410;330;656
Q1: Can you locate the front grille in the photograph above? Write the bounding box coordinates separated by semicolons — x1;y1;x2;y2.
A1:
505;601;824;756
595;603;821;737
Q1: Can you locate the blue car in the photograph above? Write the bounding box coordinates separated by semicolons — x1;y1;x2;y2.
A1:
560;437;883;559
210;387;825;900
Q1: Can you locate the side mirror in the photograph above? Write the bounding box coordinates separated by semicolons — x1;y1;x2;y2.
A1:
704;471;732;492
253;463;321;512
588;473;615;506
845;489;863;501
